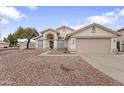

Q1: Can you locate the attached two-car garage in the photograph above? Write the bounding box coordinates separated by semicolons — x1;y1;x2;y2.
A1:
66;23;120;54
76;38;111;53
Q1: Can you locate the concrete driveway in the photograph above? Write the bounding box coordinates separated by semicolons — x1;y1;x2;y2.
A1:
79;53;124;84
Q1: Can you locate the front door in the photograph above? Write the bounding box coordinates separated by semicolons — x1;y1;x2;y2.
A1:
117;41;120;51
50;41;54;49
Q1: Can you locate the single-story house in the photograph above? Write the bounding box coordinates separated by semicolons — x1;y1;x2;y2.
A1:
0;41;9;48
34;23;121;53
18;39;35;49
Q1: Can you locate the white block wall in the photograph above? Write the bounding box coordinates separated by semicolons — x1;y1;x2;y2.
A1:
20;42;35;49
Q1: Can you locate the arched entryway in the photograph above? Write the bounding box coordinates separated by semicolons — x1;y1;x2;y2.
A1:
47;34;54;49
43;30;58;49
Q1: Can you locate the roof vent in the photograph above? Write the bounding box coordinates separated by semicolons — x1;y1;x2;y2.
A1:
92;26;96;33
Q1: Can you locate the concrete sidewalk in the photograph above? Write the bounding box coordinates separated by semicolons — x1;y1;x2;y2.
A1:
0;47;19;51
39;50;77;56
79;53;124;84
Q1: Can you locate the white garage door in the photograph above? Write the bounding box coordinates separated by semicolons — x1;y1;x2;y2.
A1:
77;38;111;53
58;40;64;49
38;40;43;48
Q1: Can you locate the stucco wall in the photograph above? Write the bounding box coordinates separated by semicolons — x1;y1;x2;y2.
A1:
43;30;58;39
67;38;71;50
72;27;117;38
35;36;43;49
57;28;73;38
67;38;76;51
111;38;117;52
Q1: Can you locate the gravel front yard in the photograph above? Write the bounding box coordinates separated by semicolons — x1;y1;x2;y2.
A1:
0;50;123;86
48;49;70;54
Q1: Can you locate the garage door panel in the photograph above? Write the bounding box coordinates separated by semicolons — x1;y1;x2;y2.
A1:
38;40;43;48
58;40;64;49
77;38;111;53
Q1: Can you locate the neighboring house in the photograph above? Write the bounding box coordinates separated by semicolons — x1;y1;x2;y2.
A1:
34;23;121;53
117;28;124;52
18;39;35;49
0;41;9;48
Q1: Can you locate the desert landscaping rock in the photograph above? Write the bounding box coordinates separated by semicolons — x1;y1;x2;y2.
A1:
0;50;123;86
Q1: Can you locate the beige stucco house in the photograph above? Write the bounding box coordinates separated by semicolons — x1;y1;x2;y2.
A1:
34;23;121;53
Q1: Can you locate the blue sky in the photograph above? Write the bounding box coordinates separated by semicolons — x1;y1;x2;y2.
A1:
0;6;124;39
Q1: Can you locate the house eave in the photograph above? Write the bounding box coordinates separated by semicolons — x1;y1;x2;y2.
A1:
71;36;118;39
40;28;59;34
33;35;43;40
56;25;75;31
65;23;121;39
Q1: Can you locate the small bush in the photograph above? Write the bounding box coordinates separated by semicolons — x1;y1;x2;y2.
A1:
60;64;72;71
4;46;8;48
63;48;68;53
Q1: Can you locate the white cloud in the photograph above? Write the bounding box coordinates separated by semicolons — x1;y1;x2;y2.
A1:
119;8;124;16
0;18;9;25
71;24;84;29
60;8;124;30
0;6;26;25
114;25;124;30
71;23;89;30
0;6;25;20
27;6;38;11
61;21;88;30
86;8;124;25
87;16;111;24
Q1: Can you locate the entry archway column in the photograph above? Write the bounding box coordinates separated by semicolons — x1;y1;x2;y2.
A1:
43;39;47;49
54;40;57;49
